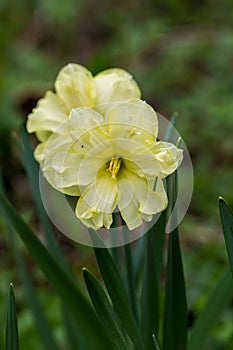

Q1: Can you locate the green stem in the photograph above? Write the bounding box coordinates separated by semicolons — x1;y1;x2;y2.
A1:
111;212;122;268
124;243;138;323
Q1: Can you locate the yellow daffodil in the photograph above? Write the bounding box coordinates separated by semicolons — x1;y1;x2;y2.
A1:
37;99;183;230
27;63;141;147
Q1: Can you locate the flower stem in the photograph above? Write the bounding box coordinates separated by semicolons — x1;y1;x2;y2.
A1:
124;243;139;324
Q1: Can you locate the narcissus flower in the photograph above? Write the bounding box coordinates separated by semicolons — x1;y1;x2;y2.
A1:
27;63;141;162
35;98;183;230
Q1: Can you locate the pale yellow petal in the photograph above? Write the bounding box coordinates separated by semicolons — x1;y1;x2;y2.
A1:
75;200;113;230
141;213;153;222
43;129;73;155
105;99;157;141
95;69;141;109
40;136;82;195
76;169;117;229
118;197;143;230
108;138;160;179
117;175;142;230
102;212;113;228
77;157;107;186
50;151;80;173
123;141;183;179
35;133;71;165
61;186;80;196
117;170;167;230
55;63;96;110
34;142;46;163
138;178;168;215
41;162;81;196
69;107;104;132
124;155;161;179
150;141;183;178
92;211;113;230
38;134;72;173
78;168;117;213
51;152;82;189
36;131;52;143
69;107;107;151
27;91;68;142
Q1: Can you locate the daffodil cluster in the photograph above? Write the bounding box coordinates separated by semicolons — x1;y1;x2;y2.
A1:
27;63;183;230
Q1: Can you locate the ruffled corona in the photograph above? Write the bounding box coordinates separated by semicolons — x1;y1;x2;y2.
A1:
27;63;141;147
27;64;183;230
35;98;183;230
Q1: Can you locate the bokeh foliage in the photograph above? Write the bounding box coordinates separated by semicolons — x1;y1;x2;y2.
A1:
0;0;233;349
1;0;232;218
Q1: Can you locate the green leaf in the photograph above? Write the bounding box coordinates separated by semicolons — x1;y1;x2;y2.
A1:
17;126;70;272
110;213;123;283
154;211;166;283
83;268;128;350
18;127;85;348
6;284;19;350
62;308;86;350
163;172;187;350
124;243;138;322
164;112;178;142
133;235;146;284
219;197;233;277
162;227;187;350
187;269;233;350
152;334;161;350
0;172;60;350
10;238;59;350
94;242;146;350
0;193;118;350
140;213;166;350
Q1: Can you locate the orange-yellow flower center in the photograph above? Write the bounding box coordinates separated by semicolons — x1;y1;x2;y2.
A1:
107;158;122;179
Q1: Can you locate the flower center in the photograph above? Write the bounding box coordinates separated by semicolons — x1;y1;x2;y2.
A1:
107;157;122;179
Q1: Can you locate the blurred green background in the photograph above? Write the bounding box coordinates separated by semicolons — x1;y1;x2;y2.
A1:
0;0;233;348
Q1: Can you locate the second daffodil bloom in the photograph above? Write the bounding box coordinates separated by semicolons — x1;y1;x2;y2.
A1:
34;98;183;230
27;63;141;162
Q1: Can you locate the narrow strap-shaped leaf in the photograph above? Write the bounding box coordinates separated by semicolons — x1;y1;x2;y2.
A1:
152;334;161;350
0;193;117;350
94;245;146;350
187;269;233;350
6;284;19;350
140;212;166;350
0;173;60;350
0;168;71;350
219;197;233;277
10;238;59;350
83;268;128;350
111;212;122;267
163;172;187;350
124;243;138;323
62;308;86;350
17;126;70;273
111;246;121;268
164;113;177;142
133;235;146;284
163;226;187;350
153;211;166;283
140;209;166;350
18;128;86;348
